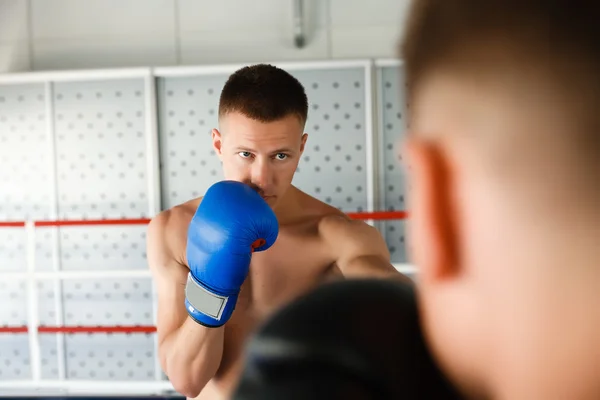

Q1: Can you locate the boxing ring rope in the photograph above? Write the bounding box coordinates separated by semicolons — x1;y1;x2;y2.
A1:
0;211;407;227
0;211;411;394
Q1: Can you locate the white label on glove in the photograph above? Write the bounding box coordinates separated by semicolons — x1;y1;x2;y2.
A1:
185;274;228;320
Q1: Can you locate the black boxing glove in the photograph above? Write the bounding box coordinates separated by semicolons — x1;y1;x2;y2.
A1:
232;279;462;400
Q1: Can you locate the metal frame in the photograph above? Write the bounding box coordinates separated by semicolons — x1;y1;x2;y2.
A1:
1;269;153;281
374;58;403;68
153;59;374;77
375;62;388;231
373;59;413;271
143;68;164;382
44;80;67;381
0;68;151;85
25;221;42;382
363;60;377;227
0;380;175;395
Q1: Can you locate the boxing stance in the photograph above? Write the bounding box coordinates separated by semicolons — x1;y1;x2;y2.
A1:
183;181;279;328
147;64;408;399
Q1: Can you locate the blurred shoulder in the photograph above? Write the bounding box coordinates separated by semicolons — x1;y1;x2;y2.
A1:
149;196;202;232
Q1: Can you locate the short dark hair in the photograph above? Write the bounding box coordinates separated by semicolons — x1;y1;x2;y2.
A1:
400;0;600;162
219;64;309;125
401;0;599;95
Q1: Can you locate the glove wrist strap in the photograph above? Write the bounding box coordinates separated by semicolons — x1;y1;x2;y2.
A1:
185;273;229;322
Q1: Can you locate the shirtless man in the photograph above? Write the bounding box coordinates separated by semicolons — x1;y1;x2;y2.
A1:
146;64;406;399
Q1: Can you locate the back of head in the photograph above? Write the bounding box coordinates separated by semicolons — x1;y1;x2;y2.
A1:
399;1;600;399
219;64;308;126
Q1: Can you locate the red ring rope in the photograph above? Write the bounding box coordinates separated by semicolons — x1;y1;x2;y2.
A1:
0;210;408;337
0;210;407;228
347;211;408;220
38;325;157;334
0;221;26;227
35;218;152;227
0;326;28;333
0;325;157;334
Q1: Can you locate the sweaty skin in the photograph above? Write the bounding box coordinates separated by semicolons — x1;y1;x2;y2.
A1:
147;112;407;400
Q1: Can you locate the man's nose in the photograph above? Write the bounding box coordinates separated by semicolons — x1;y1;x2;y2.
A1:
251;159;273;192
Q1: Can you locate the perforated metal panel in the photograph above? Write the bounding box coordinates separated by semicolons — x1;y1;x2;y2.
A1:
158;75;226;208
0;280;30;380
0;84;51;222
0;84;54;381
56;226;148;271
0;334;31;381
53;80;148;221
64;334;155;380
0;84;49;274
37;280;60;380
0;75;162;385
50;79;156;381
378;65;409;263
0;228;26;273
292;68;368;212
0;263;59;380
158;66;369;212
61;278;155;380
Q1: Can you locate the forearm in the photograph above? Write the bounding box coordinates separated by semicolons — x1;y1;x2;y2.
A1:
160;317;225;397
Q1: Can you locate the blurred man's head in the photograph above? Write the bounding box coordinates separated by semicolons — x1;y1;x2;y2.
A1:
400;1;600;398
213;64;309;209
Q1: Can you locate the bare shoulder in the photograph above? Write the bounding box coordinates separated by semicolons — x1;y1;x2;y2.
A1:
314;208;389;259
318;213;382;243
147;197;202;267
293;187;384;246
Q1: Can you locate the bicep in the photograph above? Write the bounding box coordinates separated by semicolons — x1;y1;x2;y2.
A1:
339;221;391;263
331;220;400;277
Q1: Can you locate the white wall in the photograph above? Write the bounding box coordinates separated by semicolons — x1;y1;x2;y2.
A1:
0;0;409;73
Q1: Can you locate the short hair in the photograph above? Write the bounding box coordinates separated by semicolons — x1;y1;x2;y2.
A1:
400;0;600;143
219;64;309;126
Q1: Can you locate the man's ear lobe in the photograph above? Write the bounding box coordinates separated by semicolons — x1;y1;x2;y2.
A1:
300;133;308;153
403;136;459;283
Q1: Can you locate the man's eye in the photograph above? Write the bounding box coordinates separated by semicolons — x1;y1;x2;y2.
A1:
275;153;288;160
239;151;252;158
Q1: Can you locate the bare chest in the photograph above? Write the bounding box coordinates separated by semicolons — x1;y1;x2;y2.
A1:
238;232;335;319
214;229;338;381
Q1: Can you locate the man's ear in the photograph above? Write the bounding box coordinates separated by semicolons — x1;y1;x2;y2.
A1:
300;133;308;153
403;136;459;283
212;129;224;159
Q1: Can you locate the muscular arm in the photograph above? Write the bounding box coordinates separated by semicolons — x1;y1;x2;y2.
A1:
321;215;412;283
147;210;224;397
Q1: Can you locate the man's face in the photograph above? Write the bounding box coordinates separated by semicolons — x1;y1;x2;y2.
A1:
212;111;307;208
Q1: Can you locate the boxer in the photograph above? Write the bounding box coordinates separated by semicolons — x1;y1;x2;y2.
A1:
146;64;409;399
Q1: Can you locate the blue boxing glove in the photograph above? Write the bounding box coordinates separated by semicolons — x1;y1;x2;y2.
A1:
184;181;279;327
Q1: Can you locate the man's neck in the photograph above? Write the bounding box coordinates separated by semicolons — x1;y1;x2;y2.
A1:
496;273;600;400
272;186;303;223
